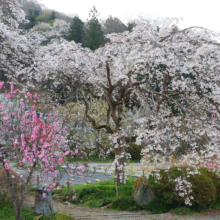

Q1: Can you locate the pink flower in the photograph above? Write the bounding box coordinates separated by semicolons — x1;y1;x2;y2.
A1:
73;189;75;192
27;92;32;99
43;193;47;198
12;175;15;179
80;200;82;203
72;196;76;200
57;186;61;190
4;164;9;170
68;203;70;205
20;175;23;178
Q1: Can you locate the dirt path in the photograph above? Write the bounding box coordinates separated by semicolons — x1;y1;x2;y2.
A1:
24;193;220;220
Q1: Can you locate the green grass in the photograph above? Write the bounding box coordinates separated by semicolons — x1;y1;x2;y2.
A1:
52;180;137;209
171;207;195;216
0;196;73;220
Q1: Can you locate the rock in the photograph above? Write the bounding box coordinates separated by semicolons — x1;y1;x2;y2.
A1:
132;177;155;206
95;179;101;182
86;181;92;184
34;184;56;216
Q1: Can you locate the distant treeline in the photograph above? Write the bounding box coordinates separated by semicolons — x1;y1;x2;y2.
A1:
18;0;135;50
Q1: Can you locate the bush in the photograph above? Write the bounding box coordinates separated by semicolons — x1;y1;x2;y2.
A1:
149;167;187;206
188;172;217;207
127;143;143;160
149;166;219;209
199;168;220;199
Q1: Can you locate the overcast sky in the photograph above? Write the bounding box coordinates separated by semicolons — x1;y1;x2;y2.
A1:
38;0;220;32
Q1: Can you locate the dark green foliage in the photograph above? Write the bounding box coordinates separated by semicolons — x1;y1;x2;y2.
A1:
67;16;85;44
149;167;187;205
127;22;135;32
127;143;143;160
199;168;220;199
24;9;40;29
188;172;217;207
50;11;56;21
144;198;173;214
0;198;35;220
84;6;105;50
149;166;220;211
111;196;142;211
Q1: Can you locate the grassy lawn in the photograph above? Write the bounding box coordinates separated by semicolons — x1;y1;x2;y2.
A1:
0;193;73;220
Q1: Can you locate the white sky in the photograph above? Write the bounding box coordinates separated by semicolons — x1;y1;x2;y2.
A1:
38;0;220;32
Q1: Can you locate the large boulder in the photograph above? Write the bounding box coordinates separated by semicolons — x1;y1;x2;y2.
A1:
35;184;56;216
132;177;155;206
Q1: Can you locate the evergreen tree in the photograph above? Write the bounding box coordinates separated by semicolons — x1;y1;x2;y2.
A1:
84;6;104;50
127;22;135;32
104;16;127;35
67;15;84;44
50;11;56;21
24;9;39;30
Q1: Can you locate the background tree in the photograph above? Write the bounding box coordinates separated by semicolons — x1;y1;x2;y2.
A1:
0;0;33;82
127;22;135;32
84;6;104;50
50;11;56;20
67;15;85;44
24;9;40;29
26;18;220;185
103;16;127;35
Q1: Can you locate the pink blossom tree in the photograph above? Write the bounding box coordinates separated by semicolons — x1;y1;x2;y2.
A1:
0;81;69;220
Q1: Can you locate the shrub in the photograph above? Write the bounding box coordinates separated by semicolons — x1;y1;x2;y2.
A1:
199;168;220;199
149;167;187;206
188;172;217;207
149;166;219;209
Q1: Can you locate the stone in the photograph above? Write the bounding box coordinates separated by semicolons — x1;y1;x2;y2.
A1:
132;177;155;206
34;184;56;216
